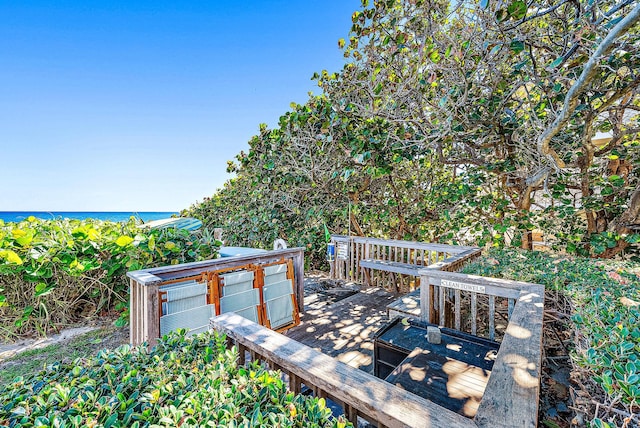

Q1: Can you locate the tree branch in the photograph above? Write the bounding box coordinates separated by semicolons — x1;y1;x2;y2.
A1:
534;3;640;173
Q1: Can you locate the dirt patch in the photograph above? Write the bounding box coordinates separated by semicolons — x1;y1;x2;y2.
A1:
0;317;128;384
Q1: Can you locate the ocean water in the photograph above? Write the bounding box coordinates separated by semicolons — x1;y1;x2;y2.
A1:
0;211;178;223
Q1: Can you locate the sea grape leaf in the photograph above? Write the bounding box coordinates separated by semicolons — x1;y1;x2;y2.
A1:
115;236;134;247
0;249;23;265
507;1;527;19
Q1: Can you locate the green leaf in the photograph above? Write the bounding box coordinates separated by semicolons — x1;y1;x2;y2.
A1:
507;0;527;19
548;57;563;69
510;40;525;54
115;236;134;247
480;0;489;9
0;249;23;265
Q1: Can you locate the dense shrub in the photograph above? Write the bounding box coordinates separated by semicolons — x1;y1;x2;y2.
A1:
462;249;640;427
0;217;221;339
0;331;350;427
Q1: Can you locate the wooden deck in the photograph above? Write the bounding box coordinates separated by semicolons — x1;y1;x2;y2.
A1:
285;286;397;373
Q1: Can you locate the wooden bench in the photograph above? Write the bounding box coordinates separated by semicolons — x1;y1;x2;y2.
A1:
330;236;481;289
360;259;423;276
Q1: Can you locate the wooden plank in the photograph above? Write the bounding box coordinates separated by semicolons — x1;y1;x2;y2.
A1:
471;293;478;336
360;259;422;276
144;284;160;347
489;296;495;341
332;235;478;252
419;270;534;295
345;404;358;425
439;286;445;326
420;272;522;300
292;251;305;313
419;284;430;323
475;285;544;428
129;279;139;345
211;313;476;428
353;242;358;283
454;290;461;331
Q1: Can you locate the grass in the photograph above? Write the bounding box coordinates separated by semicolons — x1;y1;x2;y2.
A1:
0;324;126;384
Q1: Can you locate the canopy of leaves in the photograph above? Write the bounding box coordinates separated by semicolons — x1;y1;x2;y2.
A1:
186;0;639;263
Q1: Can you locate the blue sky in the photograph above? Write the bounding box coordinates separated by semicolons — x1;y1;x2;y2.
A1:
0;1;361;211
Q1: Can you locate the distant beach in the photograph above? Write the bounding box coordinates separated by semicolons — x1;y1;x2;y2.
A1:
0;211;178;223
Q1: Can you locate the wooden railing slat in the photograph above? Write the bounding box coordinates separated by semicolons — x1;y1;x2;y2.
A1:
454;290;461;331
439;286;445;326
471;293;478;336
489;296;496;341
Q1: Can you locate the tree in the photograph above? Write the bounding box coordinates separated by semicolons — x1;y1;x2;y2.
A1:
318;0;640;255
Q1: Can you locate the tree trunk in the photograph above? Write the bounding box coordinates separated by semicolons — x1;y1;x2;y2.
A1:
598;184;640;258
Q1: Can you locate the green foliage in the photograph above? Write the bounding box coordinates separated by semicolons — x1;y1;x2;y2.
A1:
0;330;350;428
463;249;640;421
186;0;639;264
0;217;220;339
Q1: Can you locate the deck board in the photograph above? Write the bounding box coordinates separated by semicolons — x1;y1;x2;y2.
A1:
285;287;397;373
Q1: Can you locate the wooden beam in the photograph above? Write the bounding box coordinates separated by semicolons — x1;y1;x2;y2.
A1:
360;259;423;276
127;247;305;286
475;285;544;428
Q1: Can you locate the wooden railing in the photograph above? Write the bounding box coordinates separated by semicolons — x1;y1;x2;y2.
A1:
420;270;544;427
329;235;481;290
211;270;544;428
127;247;304;347
211;313;476;428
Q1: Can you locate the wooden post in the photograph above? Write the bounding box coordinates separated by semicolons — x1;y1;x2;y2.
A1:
292;250;305;313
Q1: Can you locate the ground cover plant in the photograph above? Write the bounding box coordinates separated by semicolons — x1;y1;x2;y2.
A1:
0;330;349;428
462;248;640;428
0;217;221;340
0;323;128;386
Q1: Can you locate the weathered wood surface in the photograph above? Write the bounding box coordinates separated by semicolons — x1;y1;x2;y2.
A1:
387;289;421;319
127;248;305;346
417;270;544;427
286;287;396;372
360;259;424;276
128;247;305;312
332;235;478;252
330;235;481;289
474;284;544;428
418;270;531;298
212;313;476;428
386;348;493;418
